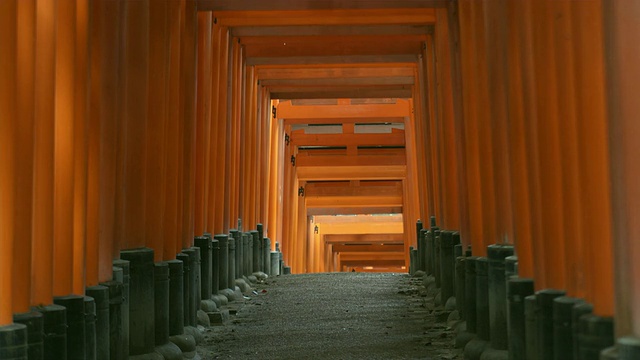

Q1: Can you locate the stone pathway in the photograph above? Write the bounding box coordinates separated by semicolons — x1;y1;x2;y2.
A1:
198;272;463;360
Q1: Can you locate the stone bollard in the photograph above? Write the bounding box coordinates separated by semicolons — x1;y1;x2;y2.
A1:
251;230;261;273
215;234;229;290
409;246;416;275
505;256;518;279
263;237;272;276
119;248;156;356
228;235;236;289
0;323;28;360
426;230;433;276
183;248;200;326
54;295;87;359
86;285;110;360
176;252;192;327
537;289;566;360
573;302;593;359
525;295;539;360
465;257;479;333
552;296;585;360
211;238;220;295
112;259;130;358
13;311;43;360
434;230;442;288
154;262;170;346
243;232;252;277
167;260;184;336
194;236;212;300
416;220;423;271
455;257;466;320
38;304;67;359
230;230;242;279
257;224;265;272
464;257;490;360
271;251;280;276
487;244;514;351
101;277;123;360
84;296;97;360
440;231;455;305
578;314;614;360
507;278;534;360
617;336;640;360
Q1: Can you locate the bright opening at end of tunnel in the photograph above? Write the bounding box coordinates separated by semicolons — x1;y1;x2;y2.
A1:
308;213;405;274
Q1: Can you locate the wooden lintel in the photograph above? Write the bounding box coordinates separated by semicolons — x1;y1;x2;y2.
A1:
307;206;403;216
306;195;403;208
277;101;411;119
201;1;447;12
324;233;404;244
270;89;414;100
296;154;406;167
257;66;415;80
283;117;406;125
261;76;414;87
305;183;402;197
332;244;404;252
297;165;406;181
248;55;418;66
292;132;405;147
232;25;433;37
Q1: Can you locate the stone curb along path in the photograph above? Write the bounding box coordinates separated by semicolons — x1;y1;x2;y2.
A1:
196;272;463;360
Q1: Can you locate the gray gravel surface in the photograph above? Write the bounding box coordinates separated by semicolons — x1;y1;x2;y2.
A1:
198;272;462;360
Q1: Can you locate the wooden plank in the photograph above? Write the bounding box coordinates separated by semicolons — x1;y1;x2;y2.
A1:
306;195;403;208
297;154;405;168
278;101;411;119
232;25;432;38
258;66;415;80
201;1;447;11
324;234;404;244
297;165;406;181
292;132;405;147
332;244;404;252
307;206;403;216
271;88;414;100
261;76;415;87
284;116;406;125
305;183;402;197
248;55;418;66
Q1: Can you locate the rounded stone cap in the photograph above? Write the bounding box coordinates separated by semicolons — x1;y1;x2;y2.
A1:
618;336;640;357
553;296;585;322
194;236;211;250
54;295;86;324
229;229;239;236
99;281;123;305
452;232;461;245
441;231;453;247
13;311;43;336
176;253;190;271
465;256;479;273
263;237;271;246
86;285;110;307
536;289;566;311
257;223;263;231
214;234;228;244
120;247;154;264
167;259;184;277
525;295;538;318
507;277;534;298
475;257;488;275
580;314;614;336
227;237;235;250
0;323;27;349
84;296;96;317
572;302;594;320
487;244;514;261
155;261;170;279
113;259;130;275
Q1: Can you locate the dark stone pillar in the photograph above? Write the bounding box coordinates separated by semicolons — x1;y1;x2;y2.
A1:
425;230;433;276
181;248;199;326
0;323;27;360
525;295;539;360
215;234;229;290
573;302;593;359
505;255;518;279
13;311;43;360
211;238;219;295
577;314;614;360
263;237;271;276
154;262;170;346
243;232;251;277
86;285;109;360
84;296;97;360
251;230;260;274
176;252;191;326
553;296;584;360
112;259;130;358
487;244;514;350
271;251;280;276
440;231;455;304
455;257;466;319
507;278;534;360
618;336;640;360
230;230;242;279
54;295;86;359
194;236;212;300
189;247;202;305
228;235;237;289
537;289;566;360
465;257;478;333
434;230;442;288
415;220;423;271
39;304;67;360
167;260;184;336
119;248;155;356
99;280;122;360
257;224;265;272
475;257;490;341
409;247;417;275
419;229;427;273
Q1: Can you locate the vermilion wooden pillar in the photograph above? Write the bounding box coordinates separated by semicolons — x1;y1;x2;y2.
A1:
214;26;229;234
206;22;222;234
603;0;640;335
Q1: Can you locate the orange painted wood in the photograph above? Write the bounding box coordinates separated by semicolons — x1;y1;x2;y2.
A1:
214;27;229;233
573;0;613;319
145;0;171;261
163;0;182;259
0;0;18;323
13;0;36;312
194;11;212;237
206;23;222;234
424;35;442;225
31;0;57;305
602;0;638;332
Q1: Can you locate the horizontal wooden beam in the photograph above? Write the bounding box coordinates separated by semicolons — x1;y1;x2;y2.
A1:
332;244;404;252
306;195;403;208
307;206;403;216
296;164;406;181
297;154;406;168
262;76;415;87
292;132;405;147
212;9;437;27
232;25;433;38
270;88;414;100
278;100;411;119
283;117;406;125
306;183;402;197
257;66;415;80
201;1;447;11
340;259;405;267
248;55;418;66
317;220;404;235
324;233;404;244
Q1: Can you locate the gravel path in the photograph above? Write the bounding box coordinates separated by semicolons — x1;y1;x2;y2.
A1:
198;272;462;360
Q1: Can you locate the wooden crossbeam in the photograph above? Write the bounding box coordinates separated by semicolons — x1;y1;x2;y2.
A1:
291;131;405;146
248;54;418;66
323;234;404;244
332;244;404;252
306;195;402;208
340;259;405;267
338;252;405;260
270;88;413;100
202;1;447;11
278;100;410;119
297;164;406;181
305;182;402;197
258;66;415;80
307;206;403;215
296;154;405;167
261;76;415;86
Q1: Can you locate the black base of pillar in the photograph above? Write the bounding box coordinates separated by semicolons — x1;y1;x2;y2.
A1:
37;304;67;360
617;336;640;360
537;289;566;360
13;311;43;360
0;323;28;360
553;296;584;360
507;278;534;360
86;285;110;360
578;314;614;360
524;295;538;360
99;280;123;360
113;259;131;359
54;294;87;360
84;296;97;360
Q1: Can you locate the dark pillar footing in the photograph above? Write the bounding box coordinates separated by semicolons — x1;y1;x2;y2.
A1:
440;231;455;304
194;236;212;301
553;296;585;360
0;323;28;360
99;280;123;360
38;304;67;360
573;302;593;359
13;311;43;360
507;278;534;360
215;234;229;290
228;236;237;289
84;296;97;360
251;230;260;274
617;336;640;360
578;314;614;360
120;247;156;356
54;294;86;360
211;239;220;296
271;252;280;276
154;262;182;360
86;285;109;360
487;244;514;351
455;257;466;320
113;259;130;359
257;224;265;272
176;253;191;327
525;295;539;360
537;289;566;360
409;247;416;275
434;230;442;288
263;237;271;276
